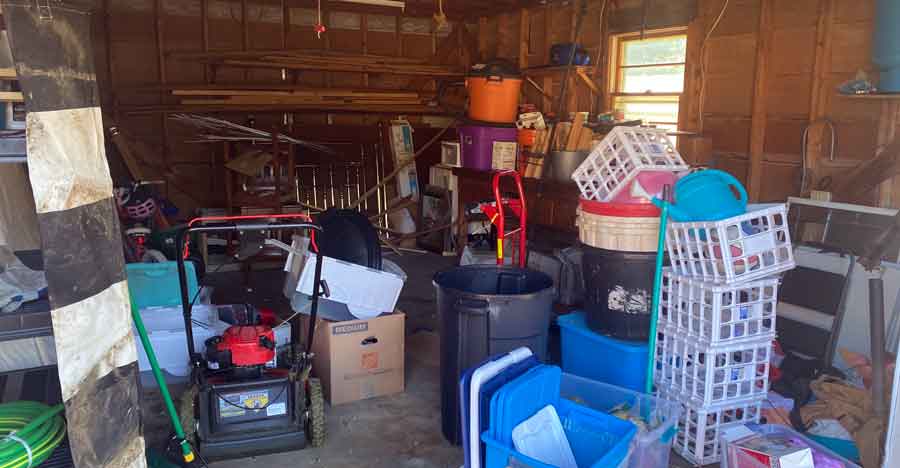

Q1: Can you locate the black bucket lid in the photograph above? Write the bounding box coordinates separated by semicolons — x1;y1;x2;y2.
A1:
468;60;522;79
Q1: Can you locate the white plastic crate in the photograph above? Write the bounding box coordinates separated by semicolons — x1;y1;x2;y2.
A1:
571;126;687;202
654;331;772;407
658;270;778;346
660;390;763;466
666;204;795;284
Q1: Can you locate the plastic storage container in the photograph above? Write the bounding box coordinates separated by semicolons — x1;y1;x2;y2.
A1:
134;304;223;376
484;365;636;468
458;123;519;171
466;61;523;124
666;203;795;284
126;261;199;310
655;330;772;407
557;312;648;392
576;199;660;252
582;245;658;340
659;270;778;346
572;126;687;202
559;373;682;468
545;151;590;184
610;170;679;204
435;265;555;445
659;387;763;466
722;424;861;468
874;0;900;92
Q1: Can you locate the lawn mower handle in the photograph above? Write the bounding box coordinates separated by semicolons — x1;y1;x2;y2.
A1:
174;214;325;367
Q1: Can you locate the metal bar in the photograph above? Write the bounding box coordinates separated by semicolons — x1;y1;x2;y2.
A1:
871;275;888;417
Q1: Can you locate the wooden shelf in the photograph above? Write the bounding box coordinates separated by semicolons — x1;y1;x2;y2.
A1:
836;92;900;100
523;65;591;77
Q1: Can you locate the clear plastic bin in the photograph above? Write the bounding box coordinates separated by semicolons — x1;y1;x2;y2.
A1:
722;424;861;468
559;373;682;468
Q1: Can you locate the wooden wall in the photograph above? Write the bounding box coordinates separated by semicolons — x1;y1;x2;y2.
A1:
478;0;893;206
93;0;470;212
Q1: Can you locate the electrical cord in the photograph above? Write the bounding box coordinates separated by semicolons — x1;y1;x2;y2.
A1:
697;0;731;134
0;402;66;468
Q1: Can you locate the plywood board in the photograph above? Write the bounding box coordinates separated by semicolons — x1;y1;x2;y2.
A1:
833;119;880;160
759;162;801;202
766;73;813;118
702;0;761;37
773;0;822;29
763;119;807;161
703;74;756;116
829;22;873;73
770;28;817;75
704;117;753;154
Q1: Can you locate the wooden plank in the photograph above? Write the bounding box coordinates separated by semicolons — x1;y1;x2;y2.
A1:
0;91;23;102
478;16;489;61
575;68;600;95
0;68;16;79
804;0;835;190
173;89;423;98
216;59;465;77
747;0;775;202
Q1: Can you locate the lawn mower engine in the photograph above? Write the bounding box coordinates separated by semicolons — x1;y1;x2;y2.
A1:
195;320;315;461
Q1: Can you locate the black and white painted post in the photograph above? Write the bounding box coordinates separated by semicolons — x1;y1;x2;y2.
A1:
2;1;146;467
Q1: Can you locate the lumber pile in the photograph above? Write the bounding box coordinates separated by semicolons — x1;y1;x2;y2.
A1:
172;87;437;109
170;49;465;78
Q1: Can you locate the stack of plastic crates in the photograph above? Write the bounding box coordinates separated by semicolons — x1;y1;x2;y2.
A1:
654;203;796;465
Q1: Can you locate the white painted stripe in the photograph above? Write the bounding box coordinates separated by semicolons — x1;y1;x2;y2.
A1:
25;107;113;214
50;280;137;401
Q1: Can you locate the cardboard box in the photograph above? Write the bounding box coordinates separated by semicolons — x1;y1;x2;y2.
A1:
303;311;405;405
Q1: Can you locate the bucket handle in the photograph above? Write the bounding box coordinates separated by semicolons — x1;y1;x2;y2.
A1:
497;272;527;295
455;297;490;316
486;75;504;83
712;170;748;205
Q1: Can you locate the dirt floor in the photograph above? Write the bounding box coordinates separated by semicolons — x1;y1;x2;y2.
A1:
140;250;700;467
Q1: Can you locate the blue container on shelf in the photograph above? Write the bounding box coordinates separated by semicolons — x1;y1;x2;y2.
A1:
874;0;900;92
557;312;648;392
483;365;636;468
126;261;199;310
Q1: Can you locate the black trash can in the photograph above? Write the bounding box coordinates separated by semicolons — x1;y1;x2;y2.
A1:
582;244;659;341
434;264;554;446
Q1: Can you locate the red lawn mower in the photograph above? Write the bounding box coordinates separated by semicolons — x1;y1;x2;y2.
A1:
173;214;327;461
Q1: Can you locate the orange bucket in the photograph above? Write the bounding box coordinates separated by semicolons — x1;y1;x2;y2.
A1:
466;62;522;124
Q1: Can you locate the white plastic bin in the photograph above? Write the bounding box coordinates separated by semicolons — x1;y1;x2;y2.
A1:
296;253;405;319
559;373;682;468
576;209;660;252
658;270;778;346
655;330;772;407
571;126;687;202
657;387;763;466
665;204;795;284
134;305;222;376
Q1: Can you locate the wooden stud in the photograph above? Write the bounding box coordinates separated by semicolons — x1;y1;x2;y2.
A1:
746;0;775;202
805;0;835;189
202;0;210;83
478;16;488;61
678;18;704;134
241;0;249;81
361;13;369;87
154;0;170;167
543;4;552;66
518;8;529;69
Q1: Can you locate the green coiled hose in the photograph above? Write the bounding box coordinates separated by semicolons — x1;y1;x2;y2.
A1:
0;401;66;468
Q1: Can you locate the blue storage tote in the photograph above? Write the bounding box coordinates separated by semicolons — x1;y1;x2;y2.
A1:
557;312;648;392
460;349;540;468
483;365;637;468
126;261;199;310
560;373;681;468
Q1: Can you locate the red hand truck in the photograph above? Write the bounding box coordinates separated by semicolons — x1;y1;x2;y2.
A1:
479;170;528;267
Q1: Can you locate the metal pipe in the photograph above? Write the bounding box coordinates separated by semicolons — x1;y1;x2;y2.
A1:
870;275;888;417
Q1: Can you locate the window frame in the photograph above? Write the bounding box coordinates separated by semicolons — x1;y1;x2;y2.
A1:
607;28;688;129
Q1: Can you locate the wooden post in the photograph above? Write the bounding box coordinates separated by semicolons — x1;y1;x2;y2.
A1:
154;0;170;169
202;0;210;83
478;16;489;61
746;0;775;202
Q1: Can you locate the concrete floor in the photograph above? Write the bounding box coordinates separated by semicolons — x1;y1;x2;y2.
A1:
141;251;701;467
